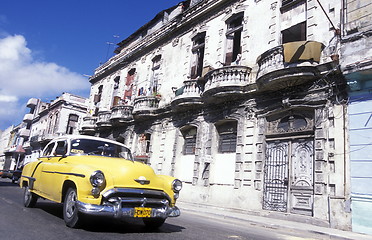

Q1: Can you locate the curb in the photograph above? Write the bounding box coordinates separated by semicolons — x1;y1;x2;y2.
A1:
177;201;372;240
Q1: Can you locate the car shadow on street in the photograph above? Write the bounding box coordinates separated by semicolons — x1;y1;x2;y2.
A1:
36;201;185;234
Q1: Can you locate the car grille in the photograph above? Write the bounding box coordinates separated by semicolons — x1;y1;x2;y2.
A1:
102;188;171;208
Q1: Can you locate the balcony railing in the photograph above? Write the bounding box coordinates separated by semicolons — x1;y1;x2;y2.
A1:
171;79;203;111
23;113;33;123
256;46;284;80
132;96;160;118
256;41;324;90
96;111;112;128
80;116;97;134
26;98;38;108
203;65;251;98
110;105;134;124
19;128;31;138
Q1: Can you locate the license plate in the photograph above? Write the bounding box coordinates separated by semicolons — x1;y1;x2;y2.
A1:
134;207;152;218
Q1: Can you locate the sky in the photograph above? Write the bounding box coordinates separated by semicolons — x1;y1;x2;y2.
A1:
0;0;182;131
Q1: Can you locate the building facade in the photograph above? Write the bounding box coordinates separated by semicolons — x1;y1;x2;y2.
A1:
340;0;372;235
80;0;352;229
4;93;88;166
0;125;20;171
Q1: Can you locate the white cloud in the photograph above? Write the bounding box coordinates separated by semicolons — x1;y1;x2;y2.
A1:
0;94;17;102
0;34;89;129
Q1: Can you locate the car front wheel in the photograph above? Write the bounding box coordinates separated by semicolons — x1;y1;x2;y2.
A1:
23;186;38;208
63;188;83;228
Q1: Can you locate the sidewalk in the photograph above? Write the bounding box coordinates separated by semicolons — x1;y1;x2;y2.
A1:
177;201;372;240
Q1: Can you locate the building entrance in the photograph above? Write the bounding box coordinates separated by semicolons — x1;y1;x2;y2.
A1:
263;138;314;216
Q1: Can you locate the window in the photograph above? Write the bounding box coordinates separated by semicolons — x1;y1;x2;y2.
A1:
181;126;197;155
277;115;307;132
124;68;135;104
47;113;59;134
113;76;120;89
282;22;306;44
281;0;306;9
112;76;121;108
66;114;79;134
190;32;206;79
137;133;151;155
216;120;237;153
94;85;103;115
94;85;103;103
55;141;67;156
225;14;243;66
43;143;55;157
150;55;161;95
70;138;132;160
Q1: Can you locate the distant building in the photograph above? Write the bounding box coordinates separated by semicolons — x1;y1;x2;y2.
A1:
1;124;25;172
4;93;88;167
0;125;16;170
340;0;372;235
79;0;358;230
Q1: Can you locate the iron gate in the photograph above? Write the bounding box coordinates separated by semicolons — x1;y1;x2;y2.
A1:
263;142;289;212
263;139;314;215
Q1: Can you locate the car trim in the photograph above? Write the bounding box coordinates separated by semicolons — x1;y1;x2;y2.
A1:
42;171;85;178
76;200;180;218
102;188;171;202
31;161;43;177
21;176;36;189
134;179;150;185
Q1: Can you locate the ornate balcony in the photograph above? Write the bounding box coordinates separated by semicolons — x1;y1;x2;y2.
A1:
171;79;203;112
80;116;97;134
23;113;34;123
256;41;324;91
110;105;134;125
202;65;252;101
26;98;38;108
96;111;112;129
19;128;31;138
132;96;160;119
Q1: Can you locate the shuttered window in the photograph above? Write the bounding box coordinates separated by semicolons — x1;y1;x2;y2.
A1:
182;126;197;155
225;14;243;66
216;120;237;153
190;32;206;79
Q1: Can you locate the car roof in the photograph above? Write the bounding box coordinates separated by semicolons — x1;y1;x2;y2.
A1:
50;135;129;148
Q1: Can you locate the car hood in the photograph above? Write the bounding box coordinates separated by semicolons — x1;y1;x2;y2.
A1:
67;155;170;191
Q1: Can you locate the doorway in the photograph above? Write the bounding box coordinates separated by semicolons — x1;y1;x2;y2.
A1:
263;138;314;216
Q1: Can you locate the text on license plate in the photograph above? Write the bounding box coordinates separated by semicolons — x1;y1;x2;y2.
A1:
134;207;152;217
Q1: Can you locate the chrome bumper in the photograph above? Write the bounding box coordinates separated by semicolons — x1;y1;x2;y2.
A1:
76;201;180;219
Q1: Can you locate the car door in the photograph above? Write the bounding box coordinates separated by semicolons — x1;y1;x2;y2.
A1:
40;140;69;202
32;141;56;198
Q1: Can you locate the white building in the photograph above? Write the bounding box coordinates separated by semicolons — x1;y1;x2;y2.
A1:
0;126;15;170
11;93;88;165
80;0;353;230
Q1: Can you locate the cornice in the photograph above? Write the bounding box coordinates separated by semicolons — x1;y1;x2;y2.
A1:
90;0;240;84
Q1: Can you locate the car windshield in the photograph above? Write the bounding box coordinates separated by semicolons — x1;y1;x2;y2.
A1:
70;139;133;160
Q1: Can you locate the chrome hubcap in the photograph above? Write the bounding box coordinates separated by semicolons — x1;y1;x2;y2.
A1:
24;187;30;202
65;191;76;219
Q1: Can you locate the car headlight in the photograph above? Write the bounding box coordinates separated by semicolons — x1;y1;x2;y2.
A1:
172;179;182;192
90;170;105;187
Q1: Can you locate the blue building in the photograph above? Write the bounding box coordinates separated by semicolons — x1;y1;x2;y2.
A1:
341;0;372;234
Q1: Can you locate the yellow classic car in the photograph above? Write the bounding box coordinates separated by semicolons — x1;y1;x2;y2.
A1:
20;135;182;228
